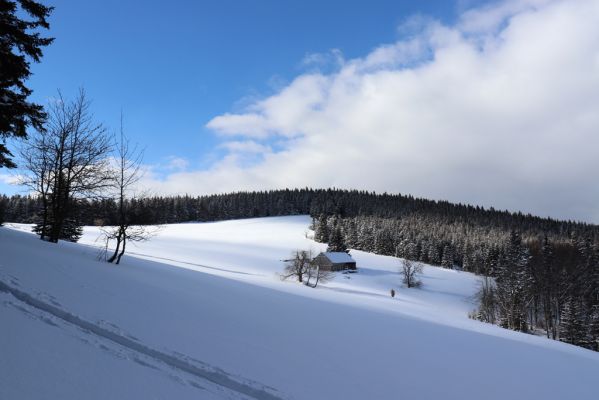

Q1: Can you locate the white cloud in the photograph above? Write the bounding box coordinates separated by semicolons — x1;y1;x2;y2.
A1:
207;113;272;138
165;156;189;171
142;0;599;223
458;0;552;34
302;48;345;69
206;74;332;139
0;173;19;186
220;140;272;154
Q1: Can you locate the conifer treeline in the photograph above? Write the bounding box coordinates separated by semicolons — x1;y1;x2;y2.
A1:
2;188;598;234
312;212;599;351
1;188;598;349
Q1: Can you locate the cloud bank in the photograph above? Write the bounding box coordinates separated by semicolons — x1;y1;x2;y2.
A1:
142;0;599;223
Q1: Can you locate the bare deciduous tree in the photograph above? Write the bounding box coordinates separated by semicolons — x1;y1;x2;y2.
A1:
401;259;423;288
19;127;53;239
20;89;112;242
304;262;334;288
475;276;497;323
281;250;313;283
103;113;154;265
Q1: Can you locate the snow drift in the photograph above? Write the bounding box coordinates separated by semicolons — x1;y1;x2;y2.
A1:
1;216;598;399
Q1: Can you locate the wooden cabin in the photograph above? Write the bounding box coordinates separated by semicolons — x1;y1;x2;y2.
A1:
313;252;357;271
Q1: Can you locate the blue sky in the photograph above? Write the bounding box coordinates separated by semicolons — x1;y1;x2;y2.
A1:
18;1;472;171
5;0;599;223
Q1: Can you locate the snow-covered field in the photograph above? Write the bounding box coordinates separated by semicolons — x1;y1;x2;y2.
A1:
1;216;598;399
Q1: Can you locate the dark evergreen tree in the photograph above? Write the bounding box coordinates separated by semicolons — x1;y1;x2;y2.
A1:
327;225;347;253
441;244;454;269
587;304;599;351
559;297;586;346
427;243;441;265
31;201;82;242
374;228;394;255
314;214;329;242
32;212;49;239
58;217;83;242
0;0;54;168
495;231;530;332
0;195;5;225
539;236;558;338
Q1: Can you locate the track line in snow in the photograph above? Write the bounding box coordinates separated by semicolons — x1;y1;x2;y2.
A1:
124;251;264;276
0;279;285;400
71;240;265;277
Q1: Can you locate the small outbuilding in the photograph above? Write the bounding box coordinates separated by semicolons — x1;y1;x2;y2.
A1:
313;252;357;272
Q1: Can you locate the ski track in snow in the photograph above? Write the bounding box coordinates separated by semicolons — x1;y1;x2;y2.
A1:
124;250;264;276
68;239;265;277
0;279;287;400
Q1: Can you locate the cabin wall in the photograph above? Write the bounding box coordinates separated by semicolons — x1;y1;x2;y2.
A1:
330;262;357;271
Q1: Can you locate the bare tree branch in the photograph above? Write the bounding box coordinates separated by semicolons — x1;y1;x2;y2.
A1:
103;112;153;265
401;259;423;288
19;89;112;242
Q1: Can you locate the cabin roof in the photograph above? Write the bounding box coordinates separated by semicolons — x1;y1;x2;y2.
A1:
320;252;355;264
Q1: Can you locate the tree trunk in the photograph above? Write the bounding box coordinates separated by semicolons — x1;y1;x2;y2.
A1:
116;235;126;265
108;232;122;263
40;196;49;241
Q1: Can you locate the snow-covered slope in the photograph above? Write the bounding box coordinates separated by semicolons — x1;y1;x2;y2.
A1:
1;216;598;400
